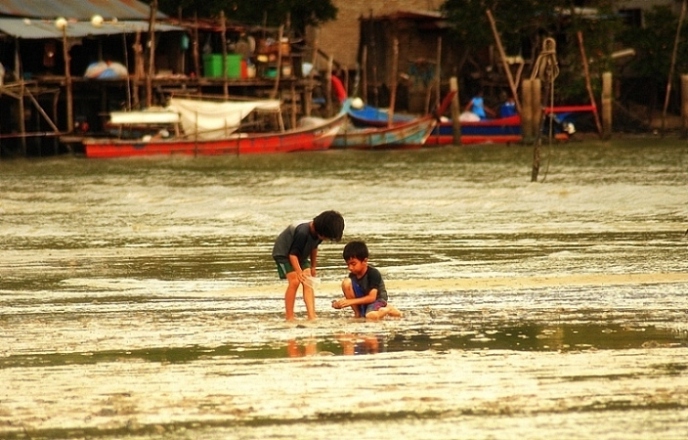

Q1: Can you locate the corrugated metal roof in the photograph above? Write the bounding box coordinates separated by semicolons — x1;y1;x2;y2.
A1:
0;0;165;21
0;18;181;39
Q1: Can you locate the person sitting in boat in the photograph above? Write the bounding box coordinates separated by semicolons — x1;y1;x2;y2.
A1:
464;89;495;120
498;91;518;118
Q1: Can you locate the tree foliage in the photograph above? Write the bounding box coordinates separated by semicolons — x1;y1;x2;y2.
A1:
440;0;636;103
441;0;573;55
619;5;688;80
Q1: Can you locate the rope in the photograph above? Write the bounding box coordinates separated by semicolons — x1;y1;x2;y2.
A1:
531;38;559;183
530;38;559;83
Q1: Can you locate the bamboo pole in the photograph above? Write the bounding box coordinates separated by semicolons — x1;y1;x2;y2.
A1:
388;38;398;127
221;11;228;99
662;0;687;135
682;74;688;138
133;30;142;108
122;32;131;110
361;46;368;102
326;55;333;115
435;37;442;109
290;81;297;128
576;31;603;136
425;37;442;113
303;28;318;116
146;0;158;108
486;9;521;113
193;13;200;80
60;25;73;132
16;39;27;155
270;25;284;100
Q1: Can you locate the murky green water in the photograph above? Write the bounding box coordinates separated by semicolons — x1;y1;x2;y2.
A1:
1;138;688;439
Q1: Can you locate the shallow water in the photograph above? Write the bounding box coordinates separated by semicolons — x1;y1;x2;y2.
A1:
1;138;688;439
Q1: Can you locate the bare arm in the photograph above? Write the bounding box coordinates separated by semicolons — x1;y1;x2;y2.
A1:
333;288;377;309
288;254;307;283
309;248;318;277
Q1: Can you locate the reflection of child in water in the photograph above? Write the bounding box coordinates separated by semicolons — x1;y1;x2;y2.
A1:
331;241;402;320
286;338;317;357
336;333;385;355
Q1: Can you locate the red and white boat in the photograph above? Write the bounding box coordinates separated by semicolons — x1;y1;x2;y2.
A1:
83;98;348;158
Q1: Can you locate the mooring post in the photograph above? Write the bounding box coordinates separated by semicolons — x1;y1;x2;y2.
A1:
681;75;688;138
602;72;612;140
521;79;533;142
450;76;461;146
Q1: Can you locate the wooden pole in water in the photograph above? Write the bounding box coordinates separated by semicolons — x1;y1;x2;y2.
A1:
521;79;533;141
602;72;612;139
681;74;688;138
576;31;603;137
388;38;398;127
662;0;687;135
532;78;542;138
450;76;461;145
530;79;542;182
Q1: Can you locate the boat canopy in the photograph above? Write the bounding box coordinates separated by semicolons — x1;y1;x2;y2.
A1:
109;109;180;125
168;98;282;140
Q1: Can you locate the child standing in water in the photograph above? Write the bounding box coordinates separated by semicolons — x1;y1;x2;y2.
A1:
272;210;345;321
332;241;402;320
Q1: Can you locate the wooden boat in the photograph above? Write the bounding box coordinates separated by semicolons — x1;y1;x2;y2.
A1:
425;108;582;146
83;98;349;158
348;103;414;128
332;112;437;150
425;114;533;146
335;92;456;150
349;100;587;146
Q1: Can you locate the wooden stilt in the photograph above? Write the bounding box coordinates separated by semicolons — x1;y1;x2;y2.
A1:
221;11;228;99
146;0;157;108
388;38;398;127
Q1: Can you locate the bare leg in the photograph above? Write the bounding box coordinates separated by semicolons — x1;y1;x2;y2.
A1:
384;305;402;318
303;284;316;320
341;278;361;318
366;305;402;321
284;271;301;321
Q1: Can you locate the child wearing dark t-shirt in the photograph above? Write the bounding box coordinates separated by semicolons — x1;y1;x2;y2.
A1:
332;241;402;320
272;210;344;321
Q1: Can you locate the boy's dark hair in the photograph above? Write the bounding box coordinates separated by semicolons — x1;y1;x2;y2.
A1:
343;240;368;261
313;210;344;241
